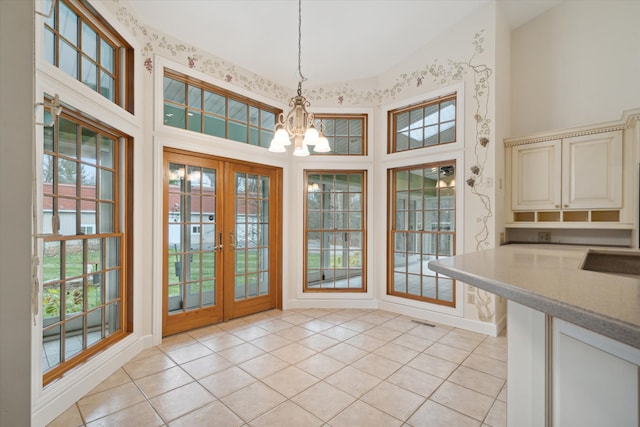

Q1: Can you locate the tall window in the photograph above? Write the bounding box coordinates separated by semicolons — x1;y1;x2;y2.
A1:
40;106;131;385
163;70;281;148
304;171;366;292
42;0;133;111
312;114;367;155
388;94;456;153
388;162;456;306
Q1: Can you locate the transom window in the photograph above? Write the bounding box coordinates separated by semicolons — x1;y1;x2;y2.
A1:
163;70;281;148
312;114;367;155
42;0;133;111
304;171;366;292
388;161;456;306
389;94;456;153
40;106;131;385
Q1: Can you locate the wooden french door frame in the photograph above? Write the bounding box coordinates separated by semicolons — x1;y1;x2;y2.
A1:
222;162;282;321
162;148;282;336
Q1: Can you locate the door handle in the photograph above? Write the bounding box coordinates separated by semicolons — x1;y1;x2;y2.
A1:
216;232;223;252
230;232;236;250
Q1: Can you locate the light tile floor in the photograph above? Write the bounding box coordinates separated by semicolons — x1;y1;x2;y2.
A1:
48;309;507;427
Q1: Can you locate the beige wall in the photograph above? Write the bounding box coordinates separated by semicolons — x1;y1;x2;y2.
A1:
0;1;34;425
511;0;640;136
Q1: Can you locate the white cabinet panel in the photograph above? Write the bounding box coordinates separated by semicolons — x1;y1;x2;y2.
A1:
552;319;639;427
507;301;547;427
562;131;622;209
511;140;561;210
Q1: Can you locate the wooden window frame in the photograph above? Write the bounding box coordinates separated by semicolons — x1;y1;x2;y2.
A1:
41;105;133;386
43;0;134;112
388;93;456;153
312;114;368;156
387;161;456;307
303;170;367;293
163;69;282;148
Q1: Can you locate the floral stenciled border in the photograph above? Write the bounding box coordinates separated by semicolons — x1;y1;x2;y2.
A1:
114;5;495;321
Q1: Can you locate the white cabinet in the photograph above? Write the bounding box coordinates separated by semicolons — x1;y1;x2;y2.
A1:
552;319;639;427
507;302;639;427
562;132;623;209
510;130;622;211
511;140;561;210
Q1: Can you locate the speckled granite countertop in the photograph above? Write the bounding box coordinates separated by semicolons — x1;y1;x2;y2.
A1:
428;244;640;349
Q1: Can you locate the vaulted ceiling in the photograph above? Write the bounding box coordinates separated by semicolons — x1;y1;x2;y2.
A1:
127;0;560;87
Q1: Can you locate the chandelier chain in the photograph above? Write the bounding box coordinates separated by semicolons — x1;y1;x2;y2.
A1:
297;0;306;90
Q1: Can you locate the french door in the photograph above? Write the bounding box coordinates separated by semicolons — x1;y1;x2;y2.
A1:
163;148;281;336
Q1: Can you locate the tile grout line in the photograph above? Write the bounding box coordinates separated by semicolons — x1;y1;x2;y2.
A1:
53;309;506;427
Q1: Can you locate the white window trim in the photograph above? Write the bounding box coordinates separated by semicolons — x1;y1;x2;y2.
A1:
376;82;465;318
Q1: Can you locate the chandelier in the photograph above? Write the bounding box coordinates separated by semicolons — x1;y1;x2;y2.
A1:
268;0;330;156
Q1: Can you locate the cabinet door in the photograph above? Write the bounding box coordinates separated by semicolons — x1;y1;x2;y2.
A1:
511;140;561;210
561;131;622;209
552;320;639;427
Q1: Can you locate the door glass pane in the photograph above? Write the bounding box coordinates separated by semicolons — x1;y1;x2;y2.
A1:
234;171;270;300
186;281;201;310
235;275;245;300
167;160;221;318
202;280;215;306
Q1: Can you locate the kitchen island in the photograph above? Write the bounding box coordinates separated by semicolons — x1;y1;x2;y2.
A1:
428;244;640;427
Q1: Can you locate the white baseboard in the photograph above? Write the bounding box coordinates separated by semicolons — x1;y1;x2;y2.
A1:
284;298;504;336
284;298;378;310
378;300;503;336
32;334;152;427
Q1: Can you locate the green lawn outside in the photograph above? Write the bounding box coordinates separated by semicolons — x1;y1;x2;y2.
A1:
42;251;103;319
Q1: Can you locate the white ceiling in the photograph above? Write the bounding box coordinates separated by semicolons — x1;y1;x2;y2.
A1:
126;0;561;87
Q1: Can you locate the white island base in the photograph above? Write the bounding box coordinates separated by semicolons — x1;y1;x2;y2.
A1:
508;301;639;427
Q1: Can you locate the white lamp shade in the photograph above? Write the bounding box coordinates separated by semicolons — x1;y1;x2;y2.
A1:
302;126;319;145
274;128;291;146
268;139;286;153
293;143;310;157
313;136;331;153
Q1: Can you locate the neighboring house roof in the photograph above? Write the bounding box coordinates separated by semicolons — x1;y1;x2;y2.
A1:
43;183;259;215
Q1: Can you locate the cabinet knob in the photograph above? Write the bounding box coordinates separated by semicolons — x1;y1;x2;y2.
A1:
564;204;569;208
555;205;560;208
